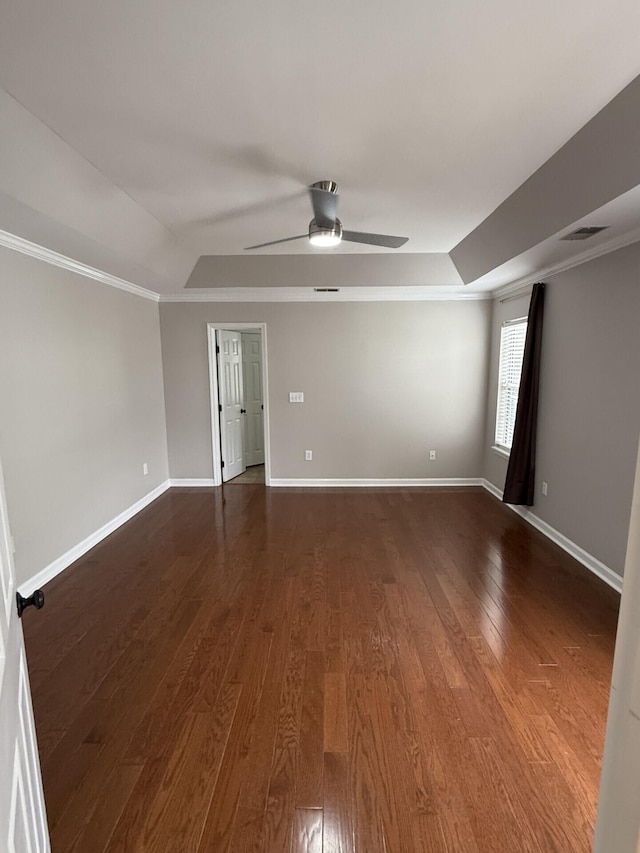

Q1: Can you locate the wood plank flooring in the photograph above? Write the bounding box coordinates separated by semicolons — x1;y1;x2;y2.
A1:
22;486;620;852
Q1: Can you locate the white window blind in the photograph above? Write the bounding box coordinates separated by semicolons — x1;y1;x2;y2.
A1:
495;318;527;451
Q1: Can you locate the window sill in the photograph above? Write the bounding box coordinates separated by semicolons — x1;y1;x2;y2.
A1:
491;445;511;459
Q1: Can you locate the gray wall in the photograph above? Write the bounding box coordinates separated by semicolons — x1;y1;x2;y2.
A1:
0;247;169;588
160;300;491;481
186;253;462;289
5;233;637;587
484;242;640;577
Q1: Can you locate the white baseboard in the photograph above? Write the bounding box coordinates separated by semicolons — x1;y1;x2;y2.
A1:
169;478;216;487
21;475;622;599
269;478;484;488
482;480;504;501
481;479;623;594
19;480;171;595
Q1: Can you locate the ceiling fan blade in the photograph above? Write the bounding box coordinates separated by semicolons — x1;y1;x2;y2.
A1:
342;230;409;249
244;234;308;250
186;190;306;229
309;185;339;226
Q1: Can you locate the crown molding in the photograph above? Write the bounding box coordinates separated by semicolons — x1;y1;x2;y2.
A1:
160;285;488;303
492;226;640;301
0;230;483;303
0;229;160;302
6;220;638;307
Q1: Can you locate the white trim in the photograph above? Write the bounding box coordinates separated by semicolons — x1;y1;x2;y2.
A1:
482;480;505;501
18;480;170;596
0;229;160;302
207;327;223;488
269;478;484;488
169;478;216;487
17;474;623;601
207;323;272;488
494;280;540;302
3;224;638;307
491;227;640;301
161;286;488;303
481;479;623;594
491;445;511;459
498;285;534;304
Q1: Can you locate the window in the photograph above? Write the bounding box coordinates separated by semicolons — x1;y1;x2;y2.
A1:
495;318;527;451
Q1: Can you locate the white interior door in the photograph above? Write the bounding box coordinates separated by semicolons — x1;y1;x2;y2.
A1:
241;332;265;467
217;329;246;482
594;439;640;852
0;458;50;852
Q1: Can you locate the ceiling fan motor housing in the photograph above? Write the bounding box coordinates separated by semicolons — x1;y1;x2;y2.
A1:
245;179;408;249
311;179;338;195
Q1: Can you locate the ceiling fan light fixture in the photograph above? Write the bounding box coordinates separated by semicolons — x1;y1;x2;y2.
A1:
245;183;408;251
309;218;343;248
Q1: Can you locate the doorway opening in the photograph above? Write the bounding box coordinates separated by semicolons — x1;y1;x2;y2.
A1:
207;323;271;486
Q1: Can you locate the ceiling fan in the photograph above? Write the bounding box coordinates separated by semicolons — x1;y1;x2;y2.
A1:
244;180;409;250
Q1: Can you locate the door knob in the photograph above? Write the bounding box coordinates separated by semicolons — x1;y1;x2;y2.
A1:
241;408;246;414
16;589;45;618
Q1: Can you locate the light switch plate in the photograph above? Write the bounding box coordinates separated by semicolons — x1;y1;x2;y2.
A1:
289;392;304;403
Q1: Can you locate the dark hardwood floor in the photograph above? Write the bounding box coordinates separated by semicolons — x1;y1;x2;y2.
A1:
22;486;620;852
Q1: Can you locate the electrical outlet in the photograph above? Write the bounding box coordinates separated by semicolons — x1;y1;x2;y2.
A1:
143;462;149;476
541;481;548;496
289;392;304;403
305;450;312;461
429;450;436;460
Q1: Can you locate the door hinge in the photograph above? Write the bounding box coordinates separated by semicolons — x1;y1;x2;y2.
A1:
218;403;222;413
221;460;225;468
216;345;220;354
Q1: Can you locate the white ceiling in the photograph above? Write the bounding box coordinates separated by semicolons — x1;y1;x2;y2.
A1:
1;0;640;286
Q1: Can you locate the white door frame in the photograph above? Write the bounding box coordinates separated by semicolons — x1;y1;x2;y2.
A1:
0;456;51;851
207;323;271;487
593;436;640;850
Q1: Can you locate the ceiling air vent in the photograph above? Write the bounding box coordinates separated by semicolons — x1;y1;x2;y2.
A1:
560;226;610;241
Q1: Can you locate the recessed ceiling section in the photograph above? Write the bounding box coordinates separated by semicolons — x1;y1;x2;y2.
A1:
185;253;463;290
2;0;640;270
464;184;640;292
0;87;197;292
450;76;640;284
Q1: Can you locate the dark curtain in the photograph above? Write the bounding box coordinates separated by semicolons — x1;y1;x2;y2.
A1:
503;282;545;506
